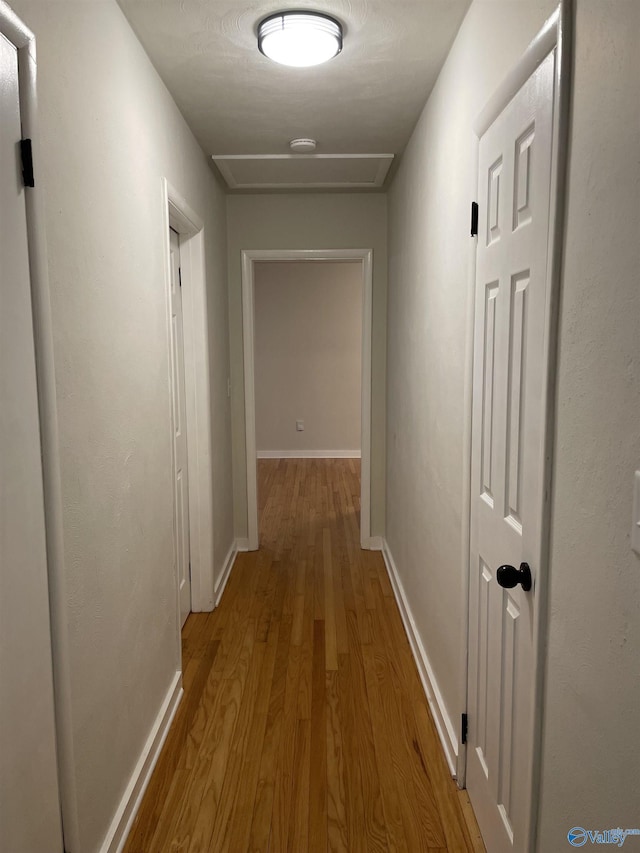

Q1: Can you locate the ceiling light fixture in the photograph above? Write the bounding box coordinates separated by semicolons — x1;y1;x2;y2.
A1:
258;11;343;68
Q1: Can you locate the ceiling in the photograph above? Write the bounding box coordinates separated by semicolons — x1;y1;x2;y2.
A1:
117;0;471;189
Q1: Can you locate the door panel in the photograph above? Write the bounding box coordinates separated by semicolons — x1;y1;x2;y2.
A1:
505;272;529;530
467;49;556;853
0;31;64;852
169;228;191;627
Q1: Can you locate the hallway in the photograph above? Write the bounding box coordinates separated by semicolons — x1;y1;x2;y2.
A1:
125;459;484;852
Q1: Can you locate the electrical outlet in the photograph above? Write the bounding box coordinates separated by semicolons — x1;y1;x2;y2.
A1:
296;420;304;432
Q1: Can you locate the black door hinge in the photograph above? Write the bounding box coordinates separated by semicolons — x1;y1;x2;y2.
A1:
178;267;182;288
461;713;468;745
20;138;35;188
470;202;478;237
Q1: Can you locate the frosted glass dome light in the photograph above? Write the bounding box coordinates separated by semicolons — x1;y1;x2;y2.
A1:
258;12;343;68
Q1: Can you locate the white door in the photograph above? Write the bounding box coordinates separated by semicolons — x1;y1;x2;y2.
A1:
466;49;556;853
0;31;64;852
169;228;191;626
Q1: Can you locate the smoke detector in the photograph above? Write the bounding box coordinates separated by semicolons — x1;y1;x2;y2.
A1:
290;138;317;153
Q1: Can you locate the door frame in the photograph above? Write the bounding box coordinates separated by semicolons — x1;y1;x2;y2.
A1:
161;179;216;614
0;3;80;848
458;0;572;843
0;0;85;850
241;248;374;550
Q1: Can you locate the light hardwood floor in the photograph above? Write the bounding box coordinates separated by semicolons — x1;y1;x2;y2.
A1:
124;458;485;852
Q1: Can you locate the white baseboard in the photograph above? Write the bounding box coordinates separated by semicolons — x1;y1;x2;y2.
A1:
236;537;250;552
101;671;183;853
215;541;239;605
381;540;459;776
362;535;383;551
257;450;361;459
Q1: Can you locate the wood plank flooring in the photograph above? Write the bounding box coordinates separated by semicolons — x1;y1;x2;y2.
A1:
124;458;485;852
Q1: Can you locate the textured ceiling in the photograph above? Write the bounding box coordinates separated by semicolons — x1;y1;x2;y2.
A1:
117;0;470;185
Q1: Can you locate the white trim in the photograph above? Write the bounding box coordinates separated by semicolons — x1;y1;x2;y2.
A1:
457;116;481;794
236;537;251;552
0;5;81;849
162;179;216;614
360;250;373;548
364;536;383;551
529;5;572;849
215;181;389;191
213;158;238;189
215;153;395;160
461;5;572;848
374;156;393;186
241;248;374;551
0;0;32;46
212;153;394;190
473;10;563;138
382;540;458;775
100;673;183;853
257;450;361;459
241;252;260;551
214;541;239;605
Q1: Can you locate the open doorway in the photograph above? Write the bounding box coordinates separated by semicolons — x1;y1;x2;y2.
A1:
255;260;362;459
241;249;374;550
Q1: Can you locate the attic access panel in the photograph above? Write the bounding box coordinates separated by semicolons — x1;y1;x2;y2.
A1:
212;153;394;190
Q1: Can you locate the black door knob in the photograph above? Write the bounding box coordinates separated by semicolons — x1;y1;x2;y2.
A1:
496;562;532;592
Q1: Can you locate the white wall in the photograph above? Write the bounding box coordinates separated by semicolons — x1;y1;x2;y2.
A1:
9;1;233;851
386;0;557;750
227;193;387;537
537;2;640;847
254;261;362;455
